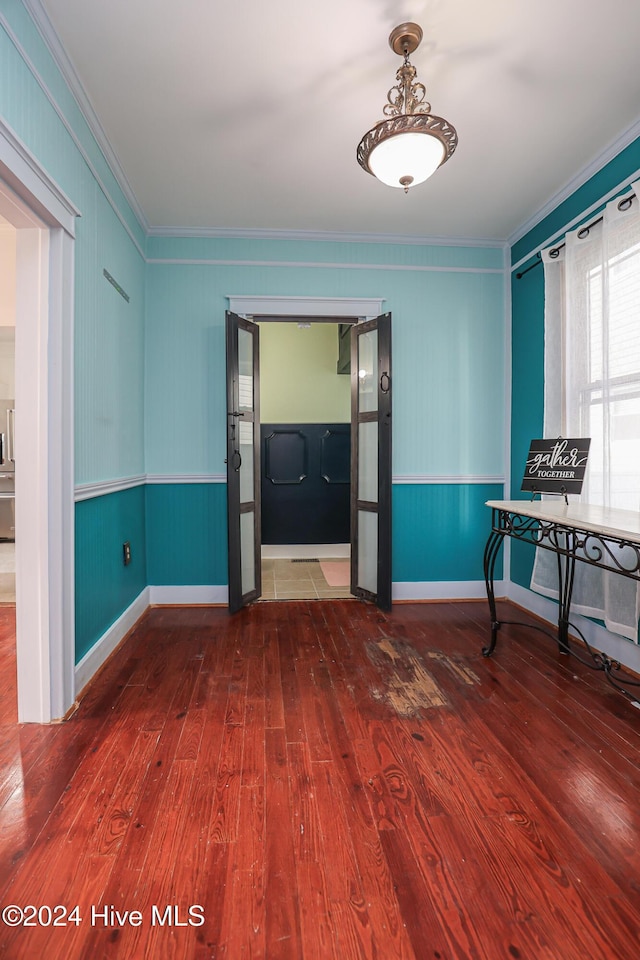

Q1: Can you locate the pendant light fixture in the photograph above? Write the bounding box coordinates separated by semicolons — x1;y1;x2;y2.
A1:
357;23;457;193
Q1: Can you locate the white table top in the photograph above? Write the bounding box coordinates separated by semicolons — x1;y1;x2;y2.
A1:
486;500;640;546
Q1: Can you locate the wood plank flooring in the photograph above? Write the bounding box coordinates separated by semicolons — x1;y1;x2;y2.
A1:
1;599;640;959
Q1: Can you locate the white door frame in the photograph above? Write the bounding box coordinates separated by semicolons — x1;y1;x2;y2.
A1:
226;295;385;323
0;119;79;722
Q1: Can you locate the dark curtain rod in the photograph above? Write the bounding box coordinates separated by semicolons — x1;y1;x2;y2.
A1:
515;190;636;279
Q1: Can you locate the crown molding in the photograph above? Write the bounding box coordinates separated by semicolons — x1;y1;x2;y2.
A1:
146;224;503;247
150;257;503;275
508;113;640;248
15;1;640;255
18;1;504;250
22;0;149;233
510;172;640;274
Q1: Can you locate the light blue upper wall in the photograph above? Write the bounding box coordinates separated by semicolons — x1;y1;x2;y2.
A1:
145;239;506;479
0;0;145;253
0;1;146;484
146;234;504;270
74;187;146;483
389;268;505;476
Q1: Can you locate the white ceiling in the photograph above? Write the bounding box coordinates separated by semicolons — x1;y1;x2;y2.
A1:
34;0;640;243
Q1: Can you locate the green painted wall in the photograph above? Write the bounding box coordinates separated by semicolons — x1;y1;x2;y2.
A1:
259;321;350;423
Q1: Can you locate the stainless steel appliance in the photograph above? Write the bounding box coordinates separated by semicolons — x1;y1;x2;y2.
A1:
0;400;15;541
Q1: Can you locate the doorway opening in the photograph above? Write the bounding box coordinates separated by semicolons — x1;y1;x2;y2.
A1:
258;319;353;600
226;297;392;614
1;119;78;722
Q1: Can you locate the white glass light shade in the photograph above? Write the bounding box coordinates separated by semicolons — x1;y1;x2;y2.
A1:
367;132;445;188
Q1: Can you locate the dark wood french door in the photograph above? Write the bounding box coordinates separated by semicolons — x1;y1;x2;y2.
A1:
350;313;392;610
226;310;392;612
225;311;261;612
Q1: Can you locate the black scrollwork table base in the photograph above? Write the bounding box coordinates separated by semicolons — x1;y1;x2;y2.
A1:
483;500;640;706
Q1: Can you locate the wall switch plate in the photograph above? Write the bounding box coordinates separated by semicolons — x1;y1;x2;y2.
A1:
123;541;132;566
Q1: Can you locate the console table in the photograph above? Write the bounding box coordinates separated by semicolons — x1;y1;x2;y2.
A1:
483;499;640;704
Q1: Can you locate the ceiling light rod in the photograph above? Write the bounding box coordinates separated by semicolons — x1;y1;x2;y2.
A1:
357;22;457;193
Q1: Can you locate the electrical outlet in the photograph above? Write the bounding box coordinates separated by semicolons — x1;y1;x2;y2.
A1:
123;541;132;566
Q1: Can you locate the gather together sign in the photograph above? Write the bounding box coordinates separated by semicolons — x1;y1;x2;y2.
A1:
521;438;591;495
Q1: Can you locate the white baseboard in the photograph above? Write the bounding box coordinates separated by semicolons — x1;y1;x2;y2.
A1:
507;582;640;675
393;580;502;601
74;586;150;697
149;585;229;605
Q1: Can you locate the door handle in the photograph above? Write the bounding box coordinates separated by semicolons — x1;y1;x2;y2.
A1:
231;449;242;471
0;433;3;465
380;372;390;393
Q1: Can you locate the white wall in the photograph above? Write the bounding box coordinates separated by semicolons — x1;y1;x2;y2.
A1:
0;222;16;398
0;221;16;327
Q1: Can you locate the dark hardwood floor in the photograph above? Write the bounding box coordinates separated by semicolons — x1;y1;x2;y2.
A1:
1;598;640;959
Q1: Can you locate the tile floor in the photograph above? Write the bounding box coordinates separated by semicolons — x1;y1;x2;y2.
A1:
0;542;15;603
261;558;353;600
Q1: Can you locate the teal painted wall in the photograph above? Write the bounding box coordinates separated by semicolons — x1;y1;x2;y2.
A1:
393;484;503;582
510;133;640;588
2;2;509;665
145;240;506;588
1;1;508;669
144;483;502;589
75;487;147;663
1;3;147;661
511;136;640;268
145;484;228;586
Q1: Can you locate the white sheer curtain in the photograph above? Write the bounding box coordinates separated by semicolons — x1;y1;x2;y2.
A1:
531;181;640;642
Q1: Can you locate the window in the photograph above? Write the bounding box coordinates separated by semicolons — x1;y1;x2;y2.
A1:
532;182;640;640
580;238;640;509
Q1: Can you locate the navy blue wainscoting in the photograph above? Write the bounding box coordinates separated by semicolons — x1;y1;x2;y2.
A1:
261;423;350;544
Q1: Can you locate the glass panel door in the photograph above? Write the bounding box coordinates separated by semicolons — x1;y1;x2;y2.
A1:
350;313;392;610
226;311;261;612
